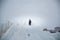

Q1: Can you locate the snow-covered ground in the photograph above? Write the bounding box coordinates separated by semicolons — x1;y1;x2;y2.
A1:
1;23;57;40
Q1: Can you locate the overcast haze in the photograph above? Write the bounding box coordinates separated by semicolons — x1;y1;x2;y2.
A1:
1;0;60;26
0;0;60;40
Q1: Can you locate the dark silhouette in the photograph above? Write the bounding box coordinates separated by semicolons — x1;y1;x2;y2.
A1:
29;19;31;26
55;27;60;32
27;34;30;37
43;27;60;33
49;30;56;33
43;28;56;33
43;28;48;31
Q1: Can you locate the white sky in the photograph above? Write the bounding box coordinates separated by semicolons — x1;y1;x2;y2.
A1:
0;0;60;27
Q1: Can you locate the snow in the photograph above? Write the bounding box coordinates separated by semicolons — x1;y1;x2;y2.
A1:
1;23;56;40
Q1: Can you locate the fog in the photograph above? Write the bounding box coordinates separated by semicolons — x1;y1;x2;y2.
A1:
0;0;60;40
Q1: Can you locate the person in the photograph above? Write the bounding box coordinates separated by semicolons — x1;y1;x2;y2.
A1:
29;19;31;26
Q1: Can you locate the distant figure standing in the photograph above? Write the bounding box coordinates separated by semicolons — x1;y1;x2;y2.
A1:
29;19;31;26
